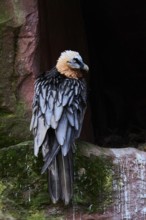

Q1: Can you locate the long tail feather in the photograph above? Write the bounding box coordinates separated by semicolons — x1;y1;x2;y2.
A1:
41;130;73;205
48;158;61;203
58;151;73;205
41;143;60;174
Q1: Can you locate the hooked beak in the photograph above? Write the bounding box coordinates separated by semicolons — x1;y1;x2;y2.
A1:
80;63;89;72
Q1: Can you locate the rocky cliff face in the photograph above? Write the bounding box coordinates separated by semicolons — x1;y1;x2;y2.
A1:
79;142;146;220
1;140;146;220
0;0;39;148
1;1;146;220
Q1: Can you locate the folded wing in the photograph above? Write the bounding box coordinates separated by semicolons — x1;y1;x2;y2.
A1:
30;71;87;165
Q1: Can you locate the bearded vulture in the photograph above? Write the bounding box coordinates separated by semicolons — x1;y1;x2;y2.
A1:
30;50;89;205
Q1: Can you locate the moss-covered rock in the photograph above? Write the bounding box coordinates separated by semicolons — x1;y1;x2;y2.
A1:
0;2;11;24
0;140;114;219
0;102;32;148
73;141;113;213
0;141;50;220
0;1;20;111
0;0;38;151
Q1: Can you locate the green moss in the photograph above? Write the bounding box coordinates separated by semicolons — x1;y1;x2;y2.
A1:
0;211;16;220
26;212;64;220
0;1;24;26
0;139;114;218
0;2;14;35
26;212;46;220
0;141;50;219
0;102;32;148
0;9;12;25
73;142;113;213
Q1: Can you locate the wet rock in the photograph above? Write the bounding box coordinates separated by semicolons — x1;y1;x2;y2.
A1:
0;0;39;149
0;211;15;220
78;141;146;220
1;140;146;219
0;0;39;111
0;103;32;148
15;0;39;110
0;141;49;220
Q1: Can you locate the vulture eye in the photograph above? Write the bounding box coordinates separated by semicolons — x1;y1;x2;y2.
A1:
73;58;81;65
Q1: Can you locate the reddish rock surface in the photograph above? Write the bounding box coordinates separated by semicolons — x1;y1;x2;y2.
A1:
0;0;39;111
44;143;146;220
14;0;39;110
80;142;146;220
1;1;146;220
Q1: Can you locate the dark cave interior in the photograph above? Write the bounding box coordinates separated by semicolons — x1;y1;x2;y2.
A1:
38;0;146;147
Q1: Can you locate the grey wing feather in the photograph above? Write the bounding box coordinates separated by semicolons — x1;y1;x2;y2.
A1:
30;104;39;131
52;90;57;98
39;92;46;114
55;113;68;145
50;115;58;129
75;84;79;95
48;93;54;110
41;134;49;158
62;95;70;106
58;90;63;103
33;112;39;129
30;113;35;131
75;106;87;138
61;125;73;156
41;86;47;99
74;110;79;131
45;106;52;127
66;111;74;127
54;101;63;121
34;116;48;156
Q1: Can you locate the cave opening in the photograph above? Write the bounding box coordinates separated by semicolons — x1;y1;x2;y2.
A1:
38;0;146;148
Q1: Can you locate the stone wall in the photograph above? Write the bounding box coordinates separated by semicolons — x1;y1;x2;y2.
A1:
0;0;39;148
0;1;146;220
